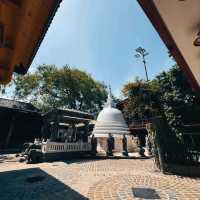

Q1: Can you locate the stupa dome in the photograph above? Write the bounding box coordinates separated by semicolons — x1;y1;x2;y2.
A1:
92;90;130;137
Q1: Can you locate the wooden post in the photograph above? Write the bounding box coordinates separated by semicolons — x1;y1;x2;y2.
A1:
72;124;76;142
5;116;15;148
84;122;89;142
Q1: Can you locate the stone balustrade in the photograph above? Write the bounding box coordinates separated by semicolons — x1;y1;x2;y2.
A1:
41;141;91;153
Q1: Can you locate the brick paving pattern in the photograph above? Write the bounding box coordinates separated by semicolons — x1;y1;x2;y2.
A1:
0;154;200;199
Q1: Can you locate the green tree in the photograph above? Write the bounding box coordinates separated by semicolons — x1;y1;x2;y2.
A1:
121;77;161;121
155;65;200;134
121;65;200;167
122;65;200;130
153;65;200;164
0;73;19;97
14;65;107;112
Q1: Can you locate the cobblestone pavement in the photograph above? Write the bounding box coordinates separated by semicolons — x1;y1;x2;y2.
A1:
0;154;200;199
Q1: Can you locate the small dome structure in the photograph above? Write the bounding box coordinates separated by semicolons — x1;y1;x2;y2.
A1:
93;93;130;137
92;88;135;153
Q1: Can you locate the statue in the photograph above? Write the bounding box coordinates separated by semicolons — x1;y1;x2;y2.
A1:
110;134;114;150
122;135;128;156
107;133;114;156
137;134;145;157
146;135;152;156
91;134;97;156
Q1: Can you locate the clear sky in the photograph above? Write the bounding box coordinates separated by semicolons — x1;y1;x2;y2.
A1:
31;0;174;97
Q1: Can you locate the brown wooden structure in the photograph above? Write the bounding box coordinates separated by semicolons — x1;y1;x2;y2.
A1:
42;108;94;143
0;0;62;83
0;98;42;149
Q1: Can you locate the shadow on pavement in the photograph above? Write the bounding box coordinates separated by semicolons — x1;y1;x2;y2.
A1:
0;168;88;200
63;157;107;165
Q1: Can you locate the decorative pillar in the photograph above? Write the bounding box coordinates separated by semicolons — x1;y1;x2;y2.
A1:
50;114;59;141
71;123;76;142
41;117;48;140
83;122;89;142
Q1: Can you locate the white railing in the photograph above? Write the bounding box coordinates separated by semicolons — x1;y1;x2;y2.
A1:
42;141;91;153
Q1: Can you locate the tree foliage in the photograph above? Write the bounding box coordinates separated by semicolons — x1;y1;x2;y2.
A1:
122;65;200;126
121;77;161;121
13;65;107;112
154;65;200;165
155;65;200;132
121;65;200;165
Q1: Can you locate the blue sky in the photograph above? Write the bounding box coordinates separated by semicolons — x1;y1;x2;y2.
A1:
31;0;174;97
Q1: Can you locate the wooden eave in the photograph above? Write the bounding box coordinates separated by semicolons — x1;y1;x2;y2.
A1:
44;108;94;124
0;0;62;84
137;0;200;94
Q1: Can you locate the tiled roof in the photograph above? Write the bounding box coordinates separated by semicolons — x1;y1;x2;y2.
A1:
0;98;39;112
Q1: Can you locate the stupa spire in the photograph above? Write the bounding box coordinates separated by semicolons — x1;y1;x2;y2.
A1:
109;85;112;97
105;85;115;108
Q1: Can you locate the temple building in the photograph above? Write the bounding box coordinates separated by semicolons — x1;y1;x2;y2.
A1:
92;91;136;153
0;98;42;149
42;108;94;143
37;108;94;161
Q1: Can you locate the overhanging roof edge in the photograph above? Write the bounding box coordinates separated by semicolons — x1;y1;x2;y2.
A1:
25;0;63;73
137;0;200;94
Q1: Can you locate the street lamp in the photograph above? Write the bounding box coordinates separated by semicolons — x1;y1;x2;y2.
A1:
135;47;149;82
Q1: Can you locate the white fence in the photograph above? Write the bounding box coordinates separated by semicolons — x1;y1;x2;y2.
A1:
42;141;92;153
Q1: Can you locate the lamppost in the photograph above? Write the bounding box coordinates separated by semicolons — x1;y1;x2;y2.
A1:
135;47;149;82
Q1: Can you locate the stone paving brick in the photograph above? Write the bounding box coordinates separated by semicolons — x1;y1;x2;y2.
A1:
0;154;200;199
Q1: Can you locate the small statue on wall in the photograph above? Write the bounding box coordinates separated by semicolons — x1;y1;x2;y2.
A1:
107;133;114;156
91;134;97;156
137;134;145;157
146;134;152;156
122;135;128;156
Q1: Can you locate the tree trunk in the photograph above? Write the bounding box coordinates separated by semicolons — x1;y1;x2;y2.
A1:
155;130;165;172
152;117;167;172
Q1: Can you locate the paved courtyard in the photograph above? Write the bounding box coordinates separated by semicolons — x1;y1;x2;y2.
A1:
0;155;200;200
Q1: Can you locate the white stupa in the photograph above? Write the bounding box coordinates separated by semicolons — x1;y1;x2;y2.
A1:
92;88;135;153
